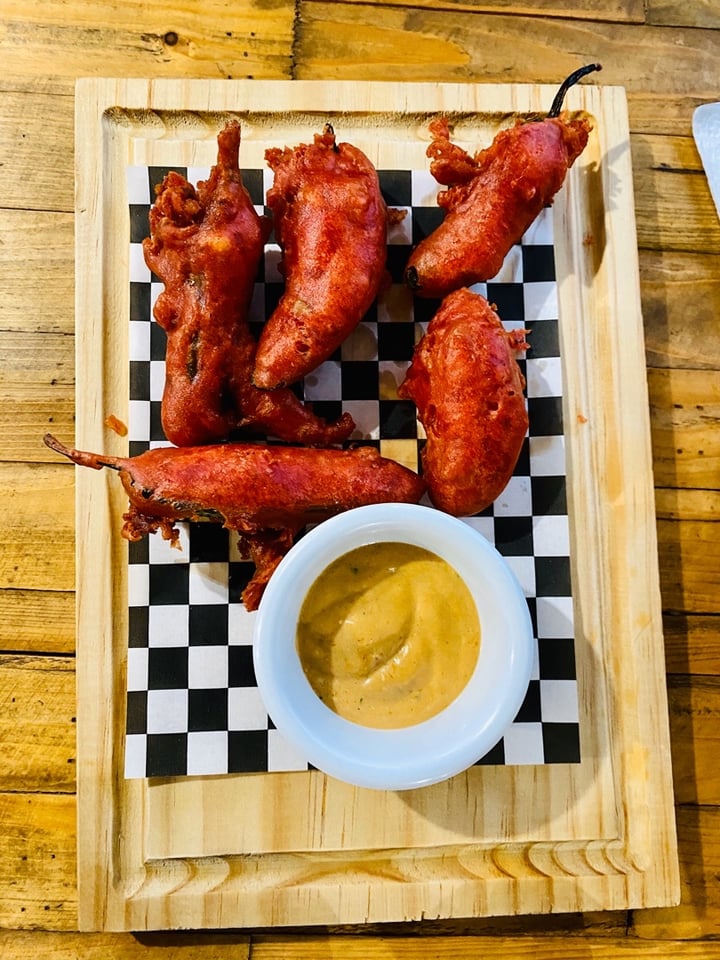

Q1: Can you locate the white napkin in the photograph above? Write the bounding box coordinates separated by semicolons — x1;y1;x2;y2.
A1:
693;102;720;223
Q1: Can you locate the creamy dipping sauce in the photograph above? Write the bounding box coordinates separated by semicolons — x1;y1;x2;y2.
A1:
296;542;481;728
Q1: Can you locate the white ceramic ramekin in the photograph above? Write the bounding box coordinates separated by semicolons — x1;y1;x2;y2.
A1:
253;502;534;791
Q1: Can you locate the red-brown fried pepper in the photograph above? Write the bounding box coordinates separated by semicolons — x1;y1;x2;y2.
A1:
398;288;529;517
44;434;426;610
405;64;601;298
252;124;390;389
143;120;354;447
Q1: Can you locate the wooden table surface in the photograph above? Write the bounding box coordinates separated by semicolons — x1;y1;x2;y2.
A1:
1;0;719;956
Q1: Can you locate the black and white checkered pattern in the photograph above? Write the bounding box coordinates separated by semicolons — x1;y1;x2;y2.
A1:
123;161;581;779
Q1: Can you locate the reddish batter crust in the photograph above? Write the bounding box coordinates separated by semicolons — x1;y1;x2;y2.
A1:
398;288;529;516
142;121;353;447
44;434;426;610
405;114;592;298
252;125;389;389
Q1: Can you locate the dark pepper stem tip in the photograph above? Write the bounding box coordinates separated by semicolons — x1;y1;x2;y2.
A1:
322;122;340;152
548;62;602;118
43;432;122;472
405;265;421;290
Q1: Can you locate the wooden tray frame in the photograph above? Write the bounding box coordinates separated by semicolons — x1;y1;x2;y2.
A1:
73;78;679;931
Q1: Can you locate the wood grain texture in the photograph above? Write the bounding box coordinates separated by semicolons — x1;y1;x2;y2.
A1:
663;614;720;676
0;792;77;931
656;514;720;614
249;935;720;958
66;76;677;932
1;330;75;464
0;463;74;592
9;931;720;960
0;210;74;333
0;656;76;794
648;367;720;490
4;788;714;940
295;3;720;142
655;487;720;524
640;250;720;369
1;0;718;950
646;0;720;28
324;0;647;21
633;806;720;940
668;675;720;806
296;3;719;103
0;89;74;212
0;930;251;959
0;793;720;940
2;934;720;960
0;588;75;655
628;94;715;137
0;1;295;89
631;134;720;253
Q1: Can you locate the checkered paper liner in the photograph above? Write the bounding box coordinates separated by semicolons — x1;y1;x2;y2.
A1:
123;162;581;779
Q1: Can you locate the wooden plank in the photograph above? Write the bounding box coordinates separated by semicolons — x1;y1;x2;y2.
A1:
0;588;75;655
628;94;715;138
0;331;73;390
0;462;74;592
323;909;630;938
646;0;720;28
0;88;74;212
667;675;720;806
648;367;720;490
640;250;720;370
0;383;75;465
314;0;647;20
296;3;719;104
0;655;76;794
656;514;720;614
294;3;720;140
69;76;677;931
663;613;720;676
0;209;74;333
4;791;712;942
0;792;77;931
0;1;295;90
655;487;720;524
0;930;250;958
3;930;720;959
632;806;720;940
4;932;712;960
1;330;75;464
250;935;720;958
631;134;720;254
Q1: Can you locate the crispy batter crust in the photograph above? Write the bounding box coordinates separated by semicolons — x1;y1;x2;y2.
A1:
398;288;529;516
405;115;591;298
142;121;354;447
44;435;426;610
252;125;389;389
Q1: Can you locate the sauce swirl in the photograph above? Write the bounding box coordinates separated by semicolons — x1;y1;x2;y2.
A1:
296;542;480;728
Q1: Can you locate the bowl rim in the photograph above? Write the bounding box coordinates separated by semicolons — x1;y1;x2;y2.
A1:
253;502;534;791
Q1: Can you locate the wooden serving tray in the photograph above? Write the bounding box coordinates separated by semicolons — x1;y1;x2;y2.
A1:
73;78;679;931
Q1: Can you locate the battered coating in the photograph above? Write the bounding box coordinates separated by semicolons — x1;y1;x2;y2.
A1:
253;125;389;389
398;288;529;517
143;120;354;447
405;113;591;298
44;434;426;610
